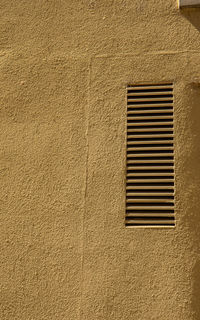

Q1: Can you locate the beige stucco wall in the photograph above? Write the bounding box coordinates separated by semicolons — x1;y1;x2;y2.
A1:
1;1;200;319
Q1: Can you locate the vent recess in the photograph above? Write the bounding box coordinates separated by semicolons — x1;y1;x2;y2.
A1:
126;83;175;228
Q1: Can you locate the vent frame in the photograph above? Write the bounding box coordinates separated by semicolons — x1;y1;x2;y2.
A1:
125;83;175;228
179;0;200;8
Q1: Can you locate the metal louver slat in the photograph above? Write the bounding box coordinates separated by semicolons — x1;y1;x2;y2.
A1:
127;179;174;183
128;116;173;120
127;128;174;132
126;213;174;217
127;199;174;203
127;110;173;114
127;85;173;90
127;141;173;145
127;173;174;177
127;122;173;126
128;92;173;96
127;166;174;170
127;153;174;157
127;104;173;108
127;192;174;196
126;219;174;226
126;185;174;190
128;97;173;102
127;159;174;164
127;147;174;151
126;83;175;228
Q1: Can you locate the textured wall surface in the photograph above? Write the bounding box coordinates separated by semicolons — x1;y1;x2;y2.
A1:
0;1;200;319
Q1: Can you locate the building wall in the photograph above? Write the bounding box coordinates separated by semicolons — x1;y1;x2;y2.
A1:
0;1;200;319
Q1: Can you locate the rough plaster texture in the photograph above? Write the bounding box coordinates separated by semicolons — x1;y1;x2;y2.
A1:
0;0;200;319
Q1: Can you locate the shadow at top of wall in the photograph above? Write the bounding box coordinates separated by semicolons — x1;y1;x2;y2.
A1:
181;8;200;31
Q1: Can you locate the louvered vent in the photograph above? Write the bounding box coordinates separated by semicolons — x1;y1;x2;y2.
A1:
126;83;175;228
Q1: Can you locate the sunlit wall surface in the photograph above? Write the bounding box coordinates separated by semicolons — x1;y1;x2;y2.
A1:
0;1;200;319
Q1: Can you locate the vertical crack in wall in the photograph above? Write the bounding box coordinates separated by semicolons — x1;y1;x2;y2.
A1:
79;57;92;320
